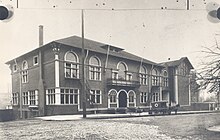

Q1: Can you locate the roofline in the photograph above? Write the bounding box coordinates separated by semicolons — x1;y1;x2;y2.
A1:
5;41;53;65
5;39;164;68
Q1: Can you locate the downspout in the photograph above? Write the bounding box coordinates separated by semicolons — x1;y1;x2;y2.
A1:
105;45;110;72
149;65;154;102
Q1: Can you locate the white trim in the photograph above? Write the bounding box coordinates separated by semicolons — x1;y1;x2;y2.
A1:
116;61;128;71
108;89;117;108
64;51;79;63
55;54;59;87
89;56;102;81
89;89;102;104
78;89;80;110
128;90;136;107
22;60;28;70
55;88;60;105
64;51;79;79
140;92;148;104
175;70;179;104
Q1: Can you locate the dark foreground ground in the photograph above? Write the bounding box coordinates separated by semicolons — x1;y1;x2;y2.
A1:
0;113;220;140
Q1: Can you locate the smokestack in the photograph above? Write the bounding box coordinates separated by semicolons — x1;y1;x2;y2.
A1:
39;25;43;47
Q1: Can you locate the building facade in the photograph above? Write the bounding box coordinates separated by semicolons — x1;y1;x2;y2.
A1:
6;36;194;118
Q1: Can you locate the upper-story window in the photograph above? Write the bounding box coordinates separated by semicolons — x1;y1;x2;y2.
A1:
65;51;79;79
89;56;101;81
33;56;38;65
115;61;130;81
13;64;17;72
139;65;148;85
22;61;28;83
163;70;168;87
152;68;159;86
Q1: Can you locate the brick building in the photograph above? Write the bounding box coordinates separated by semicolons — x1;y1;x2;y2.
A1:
6;35;194;118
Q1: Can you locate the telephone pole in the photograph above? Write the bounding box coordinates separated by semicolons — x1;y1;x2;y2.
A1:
81;9;86;118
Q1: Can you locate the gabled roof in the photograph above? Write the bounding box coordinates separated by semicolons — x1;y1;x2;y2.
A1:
160;57;194;69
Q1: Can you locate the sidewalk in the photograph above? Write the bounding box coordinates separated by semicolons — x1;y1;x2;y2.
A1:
36;110;216;121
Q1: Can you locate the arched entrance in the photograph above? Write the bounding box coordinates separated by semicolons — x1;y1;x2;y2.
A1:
118;91;127;107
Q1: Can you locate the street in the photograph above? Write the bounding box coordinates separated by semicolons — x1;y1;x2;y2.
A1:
0;112;220;140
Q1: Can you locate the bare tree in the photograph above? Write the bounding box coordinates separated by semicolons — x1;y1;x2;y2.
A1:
197;38;220;106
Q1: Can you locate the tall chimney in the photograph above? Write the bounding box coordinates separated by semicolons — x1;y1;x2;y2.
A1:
38;25;45;116
39;25;43;47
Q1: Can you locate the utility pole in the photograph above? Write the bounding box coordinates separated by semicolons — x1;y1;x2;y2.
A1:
81;9;86;118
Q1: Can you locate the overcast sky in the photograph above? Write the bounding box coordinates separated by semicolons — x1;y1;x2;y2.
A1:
1;0;220;93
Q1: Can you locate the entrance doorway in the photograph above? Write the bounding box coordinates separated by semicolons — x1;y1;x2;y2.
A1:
118;91;127;107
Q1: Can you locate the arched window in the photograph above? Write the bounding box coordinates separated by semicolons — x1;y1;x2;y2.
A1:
152;68;159;86
117;62;128;80
89;56;101;80
22;61;28;83
139;66;148;85
109;90;117;103
22;61;28;70
65;51;79;78
128;90;136;103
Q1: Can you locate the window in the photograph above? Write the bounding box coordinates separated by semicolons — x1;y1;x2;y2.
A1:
65;52;79;78
109;90;117;103
152;92;160;102
117;62;127;80
90;90;101;104
12;93;18;105
112;70;118;80
33;56;38;65
60;88;79;105
152;69;159;86
22;92;29;105
140;92;148;103
47;89;56;105
127;73;132;81
163;70;168;87
13;64;17;72
89;56;101;80
139;66;148;85
128;91;135;103
22;61;28;83
29;90;38;105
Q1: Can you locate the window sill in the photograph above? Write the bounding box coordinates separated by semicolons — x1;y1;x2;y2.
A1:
65;77;80;79
89;79;102;81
